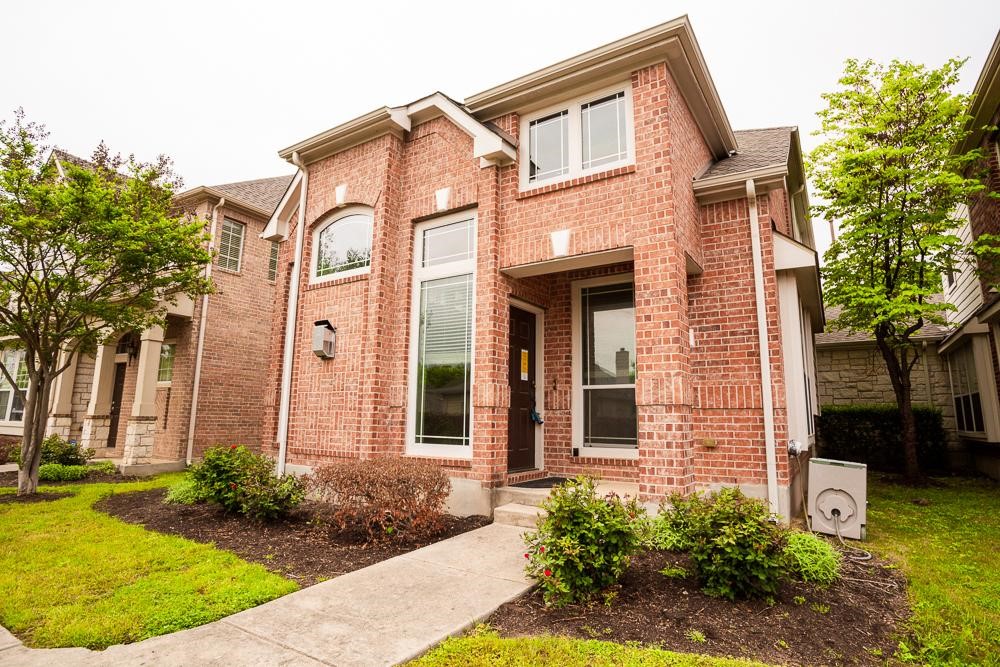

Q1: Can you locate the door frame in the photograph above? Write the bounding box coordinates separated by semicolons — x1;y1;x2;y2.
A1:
509;298;545;472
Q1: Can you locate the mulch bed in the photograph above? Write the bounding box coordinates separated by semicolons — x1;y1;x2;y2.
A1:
97;488;490;586
487;549;909;666
0;491;73;504
0;470;138;487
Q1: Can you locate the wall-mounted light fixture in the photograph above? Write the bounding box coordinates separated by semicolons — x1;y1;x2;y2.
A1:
312;320;337;359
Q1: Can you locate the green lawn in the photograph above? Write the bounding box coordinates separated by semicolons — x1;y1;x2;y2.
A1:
411;629;770;667
867;476;1000;666
0;474;298;649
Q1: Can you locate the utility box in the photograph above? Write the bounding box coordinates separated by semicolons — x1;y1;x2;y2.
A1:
808;458;867;540
312;320;337;359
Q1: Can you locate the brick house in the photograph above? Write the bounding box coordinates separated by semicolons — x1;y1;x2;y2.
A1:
259;16;822;517
0;151;291;469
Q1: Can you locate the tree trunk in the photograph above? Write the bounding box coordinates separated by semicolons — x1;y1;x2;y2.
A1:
17;373;51;496
875;336;922;482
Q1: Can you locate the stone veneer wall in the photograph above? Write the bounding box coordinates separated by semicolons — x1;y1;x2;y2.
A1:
815;342;960;450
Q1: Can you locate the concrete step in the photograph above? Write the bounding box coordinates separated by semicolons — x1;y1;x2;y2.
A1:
493;486;551;508
493;502;545;528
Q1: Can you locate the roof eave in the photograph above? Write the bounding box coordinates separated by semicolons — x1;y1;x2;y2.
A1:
277;107;411;165
692;164;788;203
955;29;1000;157
173;185;271;218
463;16;736;159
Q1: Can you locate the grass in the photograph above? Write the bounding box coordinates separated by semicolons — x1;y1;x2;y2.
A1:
867;476;1000;666
410;629;770;667
0;474;298;649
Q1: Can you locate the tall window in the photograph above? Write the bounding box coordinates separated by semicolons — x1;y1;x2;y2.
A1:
218;218;245;272
268;241;280;282
312;210;372;281
578;282;637;450
521;84;633;189
409;215;476;456
950;343;984;433
157;344;176;383
0;349;28;423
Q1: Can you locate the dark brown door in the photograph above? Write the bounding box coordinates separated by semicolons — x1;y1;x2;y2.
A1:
106;363;127;448
508;306;537;471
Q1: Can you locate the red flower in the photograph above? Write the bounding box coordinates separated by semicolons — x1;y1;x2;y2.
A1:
539;546;545;553
229;445;238;450
229;482;237;490
524;553;530;559
544;569;552;577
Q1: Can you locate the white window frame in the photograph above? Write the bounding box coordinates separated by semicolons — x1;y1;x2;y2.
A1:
217;218;246;273
405;210;477;459
0;348;28;424
157;341;176;386
309;206;373;284
519;81;635;192
571;273;638;460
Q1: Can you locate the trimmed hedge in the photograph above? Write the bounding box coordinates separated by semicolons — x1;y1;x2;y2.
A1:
816;404;948;472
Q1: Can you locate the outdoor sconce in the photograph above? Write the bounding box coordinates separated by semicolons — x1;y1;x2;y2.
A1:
312;320;337;359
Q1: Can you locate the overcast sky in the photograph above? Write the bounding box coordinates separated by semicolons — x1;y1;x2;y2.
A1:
4;1;998;256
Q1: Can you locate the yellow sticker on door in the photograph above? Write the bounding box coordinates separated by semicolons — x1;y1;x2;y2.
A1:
520;348;529;381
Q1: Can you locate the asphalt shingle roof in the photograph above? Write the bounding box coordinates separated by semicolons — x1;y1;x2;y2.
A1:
697;127;793;181
815;305;952;345
209;175;294;214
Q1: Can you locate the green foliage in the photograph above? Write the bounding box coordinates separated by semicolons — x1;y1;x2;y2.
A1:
783;532;841;587
0;474;297;649
87;460;117;476
37;463;89;481
816;404;948;472
660;488;786;600
410;628;771;666
643;494;704;552
163;477;209;505
868;477;1000;665
189;445;304;520
14;434;94;467
524;476;646;606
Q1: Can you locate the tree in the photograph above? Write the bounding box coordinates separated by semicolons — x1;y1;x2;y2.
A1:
0;109;212;494
810;59;999;481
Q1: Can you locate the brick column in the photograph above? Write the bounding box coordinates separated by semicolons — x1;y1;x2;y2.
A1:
471;163;508;489
123;326;163;465
80;343;117;450
45;349;79;439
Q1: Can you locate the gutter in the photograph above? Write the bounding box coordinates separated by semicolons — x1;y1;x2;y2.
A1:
186;197;225;464
746;179;780;513
275;152;309;475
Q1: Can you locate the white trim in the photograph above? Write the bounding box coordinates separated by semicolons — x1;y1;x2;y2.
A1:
509;298;546;471
519;81;635;192
156;340;177;386
571;272;639;460
405;211;478;459
308;206;374;285
218;217;246;273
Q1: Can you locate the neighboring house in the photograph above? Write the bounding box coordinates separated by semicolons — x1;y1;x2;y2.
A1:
937;28;1000;479
261;16;823;517
0;149;291;468
814;306;962;459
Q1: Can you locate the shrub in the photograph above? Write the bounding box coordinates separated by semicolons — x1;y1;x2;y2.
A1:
524;476;646;606
662;488;786;600
308;458;451;541
13;434;95;467
643;493;707;552
38;463;90;481
784;531;841;586
164;477;209;505
0;437;18;464
87;460;117;476
190;445;304;520
816;404;948;472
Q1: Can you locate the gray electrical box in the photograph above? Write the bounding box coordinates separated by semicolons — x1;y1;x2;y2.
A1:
312;320;336;359
808;458;867;540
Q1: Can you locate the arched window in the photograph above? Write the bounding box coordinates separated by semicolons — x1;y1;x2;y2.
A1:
312;209;373;281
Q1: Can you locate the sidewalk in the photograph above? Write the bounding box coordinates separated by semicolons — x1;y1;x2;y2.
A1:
0;523;532;666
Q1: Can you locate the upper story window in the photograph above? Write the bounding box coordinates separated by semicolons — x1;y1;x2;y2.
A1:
218;218;245;273
311;208;373;283
520;83;634;191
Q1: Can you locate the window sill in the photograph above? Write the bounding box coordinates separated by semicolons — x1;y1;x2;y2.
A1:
517;164;636;200
305;272;370;291
573;447;639;464
401;454;472;468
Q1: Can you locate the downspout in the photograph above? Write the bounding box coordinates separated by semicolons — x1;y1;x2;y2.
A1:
275;153;308;475
186;197;225;464
746;179;780;513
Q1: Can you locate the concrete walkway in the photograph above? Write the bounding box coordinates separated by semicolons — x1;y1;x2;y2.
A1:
0;523;532;666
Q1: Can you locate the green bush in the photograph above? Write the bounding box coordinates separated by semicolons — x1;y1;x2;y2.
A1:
164;477;208;505
189;445;304;520
784;531;841;586
816;404;948;472
87;460;117;476
524;476;646;606
642;494;705;552
38;463;90;481
661;488;786;600
13;434;94;467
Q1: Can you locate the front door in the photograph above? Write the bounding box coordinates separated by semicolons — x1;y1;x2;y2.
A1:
508;306;537;471
106;363;127;448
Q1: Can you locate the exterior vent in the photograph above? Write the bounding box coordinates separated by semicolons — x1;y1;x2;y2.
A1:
807;458;867;540
312;320;337;359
